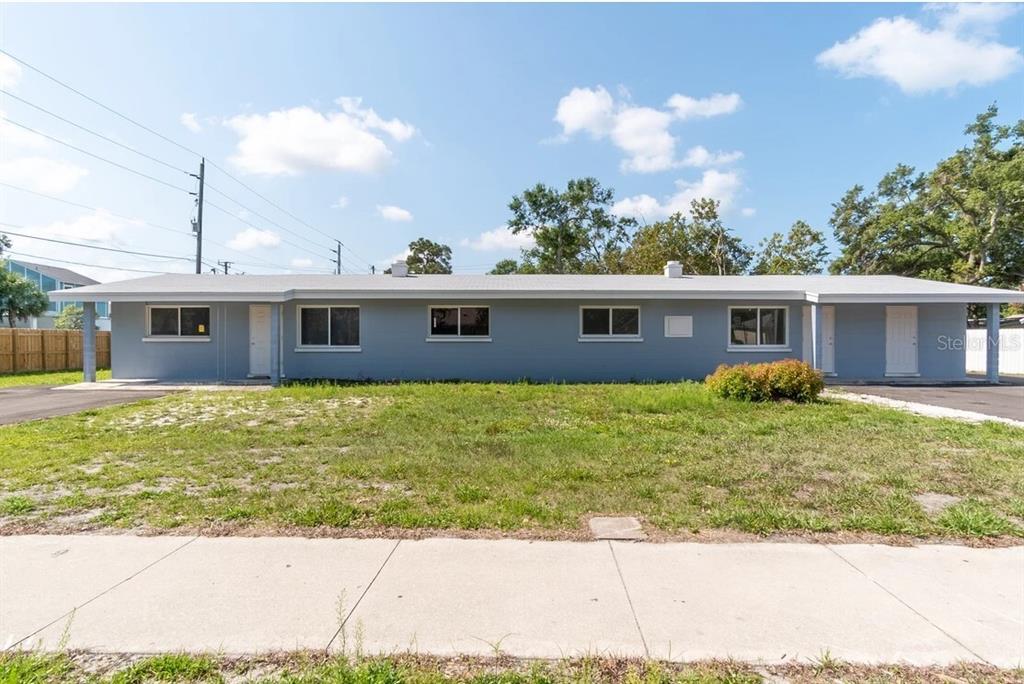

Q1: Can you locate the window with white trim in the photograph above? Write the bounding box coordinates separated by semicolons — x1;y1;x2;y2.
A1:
429;306;490;337
147;306;210;337
298;306;360;347
580;306;641;337
729;306;787;347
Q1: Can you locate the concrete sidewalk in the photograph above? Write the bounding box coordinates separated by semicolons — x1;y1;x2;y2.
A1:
1;535;1021;667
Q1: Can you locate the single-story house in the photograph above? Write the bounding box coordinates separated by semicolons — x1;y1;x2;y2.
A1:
51;260;1023;385
5;259;112;330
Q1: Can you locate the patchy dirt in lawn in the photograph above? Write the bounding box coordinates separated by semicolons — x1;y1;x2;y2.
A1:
914;492;963;516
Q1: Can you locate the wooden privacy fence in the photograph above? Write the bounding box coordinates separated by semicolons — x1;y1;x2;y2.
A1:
0;329;110;374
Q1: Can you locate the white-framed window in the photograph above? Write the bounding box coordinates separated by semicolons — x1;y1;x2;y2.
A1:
728;306;789;350
145;305;210;339
579;305;642;341
427;305;490;341
297;305;360;349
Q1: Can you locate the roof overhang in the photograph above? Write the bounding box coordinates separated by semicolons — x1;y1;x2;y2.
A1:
808;292;1024;304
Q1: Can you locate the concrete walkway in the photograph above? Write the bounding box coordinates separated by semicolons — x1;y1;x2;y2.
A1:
1;535;1021;667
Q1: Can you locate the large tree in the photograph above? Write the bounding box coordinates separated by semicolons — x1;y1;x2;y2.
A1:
0;270;48;327
751;220;829;275
507;177;636;274
488;258;520;275
405;238;453;274
830;105;1024;290
622;198;752;275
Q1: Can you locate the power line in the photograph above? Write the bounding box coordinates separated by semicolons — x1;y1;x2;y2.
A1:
0;182;193;237
5;250;171;275
204;182;330;251
1;118;192;194
204;200;327;260
0;49;350;256
0;225;193;261
0;88;192;176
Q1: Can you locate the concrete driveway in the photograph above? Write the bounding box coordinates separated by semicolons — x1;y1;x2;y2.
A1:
0;386;170;425
835;379;1024;422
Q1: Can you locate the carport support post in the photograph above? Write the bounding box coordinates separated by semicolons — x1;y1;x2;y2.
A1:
269;303;281;387
82;301;96;383
810;303;824;372
986;302;1000;384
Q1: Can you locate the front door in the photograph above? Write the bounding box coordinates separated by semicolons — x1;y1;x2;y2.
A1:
802;305;836;374
249;304;271;377
885;305;918;376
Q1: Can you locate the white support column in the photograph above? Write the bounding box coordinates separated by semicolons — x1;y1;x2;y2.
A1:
269;303;281;387
810;303;823;371
82;301;96;383
986;303;1000;384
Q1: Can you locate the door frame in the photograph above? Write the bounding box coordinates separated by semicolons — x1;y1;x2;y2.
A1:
248;304;272;378
885;305;919;377
802;305;836;375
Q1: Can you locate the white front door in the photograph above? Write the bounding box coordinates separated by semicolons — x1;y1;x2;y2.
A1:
249;304;272;377
821;305;835;374
885;305;918;376
802;305;836;374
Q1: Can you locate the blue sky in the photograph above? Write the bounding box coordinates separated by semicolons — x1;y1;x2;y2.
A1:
1;3;1021;280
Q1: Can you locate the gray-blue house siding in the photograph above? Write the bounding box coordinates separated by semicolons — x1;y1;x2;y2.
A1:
52;269;1021;384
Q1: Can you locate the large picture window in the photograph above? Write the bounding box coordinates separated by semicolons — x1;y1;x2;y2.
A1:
147;306;210;337
579;306;641;338
429;306;490;338
298;306;360;347
729;306;788;348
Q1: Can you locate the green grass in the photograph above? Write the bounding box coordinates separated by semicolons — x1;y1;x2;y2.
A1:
0;369;111;388
0;382;1021;538
0;652;1015;684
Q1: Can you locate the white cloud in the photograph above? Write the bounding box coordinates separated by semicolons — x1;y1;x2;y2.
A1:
0;54;21;89
679;145;744;168
554;86;615;138
816;10;1022;94
741;207;757;218
0;112;50;150
928;3;1020;36
0;157;88;194
377;204;413;222
460;225;535;252
665;93;743;120
612;169;742;220
227;227;281;250
179;113;202;133
331;195;350;209
225;99;416;176
553;86;743;173
32;209;129;243
290;257;314;268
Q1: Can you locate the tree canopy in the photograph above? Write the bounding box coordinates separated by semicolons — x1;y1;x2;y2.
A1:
54;304;85;330
507;177;636;274
405;238;453;274
830;105;1023;290
751;220;829;275
0;269;48;327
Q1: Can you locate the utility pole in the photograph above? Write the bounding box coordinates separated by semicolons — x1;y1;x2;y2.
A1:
331;240;343;275
217;260;232;274
189;157;205;274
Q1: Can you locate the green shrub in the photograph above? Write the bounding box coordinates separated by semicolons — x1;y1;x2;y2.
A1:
705;359;823;403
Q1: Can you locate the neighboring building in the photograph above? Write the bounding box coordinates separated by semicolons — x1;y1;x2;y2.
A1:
52;261;1023;384
4;259;111;330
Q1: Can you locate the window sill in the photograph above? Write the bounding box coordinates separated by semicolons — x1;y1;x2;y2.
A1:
726;346;791;353
578;337;644;343
425;337;492;343
884;372;920;377
294;346;362;353
142;337;211;343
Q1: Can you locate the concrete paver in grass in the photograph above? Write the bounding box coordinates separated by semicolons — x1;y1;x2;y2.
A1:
343;538;645;658
22;537;398;654
2;534;1021;666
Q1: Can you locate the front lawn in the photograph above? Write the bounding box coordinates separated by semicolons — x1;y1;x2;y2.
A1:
0;369;111;388
1;382;1021;539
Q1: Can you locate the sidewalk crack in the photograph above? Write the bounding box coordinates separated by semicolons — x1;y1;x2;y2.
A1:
607;540;649;658
5;534;199;651
326;539;401;653
823;544;991;665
